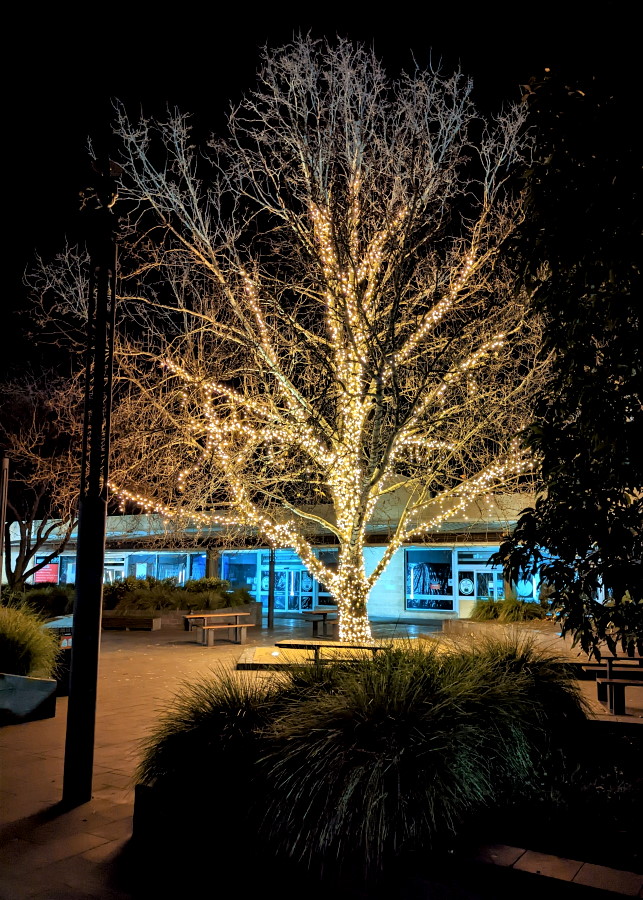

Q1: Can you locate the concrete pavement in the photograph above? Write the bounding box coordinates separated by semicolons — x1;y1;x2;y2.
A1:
0;617;641;899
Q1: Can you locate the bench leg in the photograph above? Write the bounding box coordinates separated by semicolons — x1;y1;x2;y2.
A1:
206;628;216;647
237;626;247;644
597;680;608;702
609;683;626;715
311;620;319;638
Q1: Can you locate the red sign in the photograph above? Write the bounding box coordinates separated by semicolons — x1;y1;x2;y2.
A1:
34;564;59;583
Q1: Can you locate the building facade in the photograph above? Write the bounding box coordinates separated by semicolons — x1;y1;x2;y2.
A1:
8;493;540;621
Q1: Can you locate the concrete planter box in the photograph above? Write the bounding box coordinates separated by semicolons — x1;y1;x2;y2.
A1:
101;614;162;631
0;673;57;726
442;618;556;638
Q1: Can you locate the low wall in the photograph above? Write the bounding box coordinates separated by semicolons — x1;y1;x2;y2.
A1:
441;617;569;654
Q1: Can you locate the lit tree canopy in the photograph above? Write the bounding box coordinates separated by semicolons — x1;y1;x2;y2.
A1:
40;39;546;640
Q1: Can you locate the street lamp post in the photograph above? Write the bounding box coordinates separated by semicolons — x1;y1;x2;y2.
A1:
62;159;119;807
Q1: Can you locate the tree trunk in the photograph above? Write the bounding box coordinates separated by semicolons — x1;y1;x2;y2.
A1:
333;548;373;642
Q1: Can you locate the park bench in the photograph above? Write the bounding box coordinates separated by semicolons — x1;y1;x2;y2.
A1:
581;658;643;703
101;615;161;631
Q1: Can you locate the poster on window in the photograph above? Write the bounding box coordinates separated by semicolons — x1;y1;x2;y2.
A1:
35;563;59;583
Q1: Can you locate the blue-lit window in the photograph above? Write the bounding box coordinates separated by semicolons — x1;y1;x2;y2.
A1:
189;553;207;580
405;549;454;611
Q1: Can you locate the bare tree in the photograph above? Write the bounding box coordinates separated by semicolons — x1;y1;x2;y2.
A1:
37;39;547;640
0;374;84;590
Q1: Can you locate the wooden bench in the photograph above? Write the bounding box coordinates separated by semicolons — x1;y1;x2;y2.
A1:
102;615;161;631
596;678;643;715
200;623;254;646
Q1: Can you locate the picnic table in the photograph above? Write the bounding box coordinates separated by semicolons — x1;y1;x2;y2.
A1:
274;638;385;665
303;609;336;637
184;611;253;646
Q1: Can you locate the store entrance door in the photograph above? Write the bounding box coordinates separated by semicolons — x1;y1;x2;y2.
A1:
457;567;505;601
260;563;315;612
103;564;125;584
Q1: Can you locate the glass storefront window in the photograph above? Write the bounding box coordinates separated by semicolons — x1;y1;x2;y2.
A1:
405;549;454;611
189;553;207;580
59;557;76;584
457;550;496;565
515;578;536;600
157;554;188;584
34;557;59;584
315;548;338;606
127;554;156;580
221;552;258;592
104;558;125;583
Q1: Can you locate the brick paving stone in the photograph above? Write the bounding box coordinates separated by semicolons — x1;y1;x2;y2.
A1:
7;832;110;872
513;849;584;881
473;843;526;867
573;862;643;896
1;618;641;899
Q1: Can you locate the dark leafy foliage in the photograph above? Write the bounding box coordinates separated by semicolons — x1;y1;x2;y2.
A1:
494;69;643;658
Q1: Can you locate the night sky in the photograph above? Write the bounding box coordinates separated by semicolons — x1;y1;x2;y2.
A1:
5;7;635;373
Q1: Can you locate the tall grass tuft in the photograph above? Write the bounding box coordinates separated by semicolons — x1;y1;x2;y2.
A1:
257;636;587;880
0;601;60;678
136;666;276;790
499;598;547;622
470;597;501;620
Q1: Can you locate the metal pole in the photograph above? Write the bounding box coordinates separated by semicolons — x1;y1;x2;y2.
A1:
0;455;8;586
63;157;118;807
267;547;275;629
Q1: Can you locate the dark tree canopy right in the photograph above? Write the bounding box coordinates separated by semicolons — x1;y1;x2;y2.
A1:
494;68;643;657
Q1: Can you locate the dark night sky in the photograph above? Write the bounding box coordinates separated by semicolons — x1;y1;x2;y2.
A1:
5;6;636;372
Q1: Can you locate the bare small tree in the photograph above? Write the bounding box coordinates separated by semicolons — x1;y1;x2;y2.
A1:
0;374;84;590
37;39;547;640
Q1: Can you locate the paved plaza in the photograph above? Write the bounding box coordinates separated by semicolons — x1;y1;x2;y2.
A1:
1;617;641;899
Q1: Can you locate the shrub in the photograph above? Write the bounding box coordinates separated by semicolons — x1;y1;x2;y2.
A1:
183;578;231;593
21;585;75;618
470;598;501;620
227;587;253;606
259;638;585;878
136;636;587;882
499;598;548;622
0;601;60;678
137;667;276;789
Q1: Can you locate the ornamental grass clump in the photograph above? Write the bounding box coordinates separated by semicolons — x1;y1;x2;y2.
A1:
470;598;502;620
0;601;60;678
136;667;275;791
257;636;587;880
